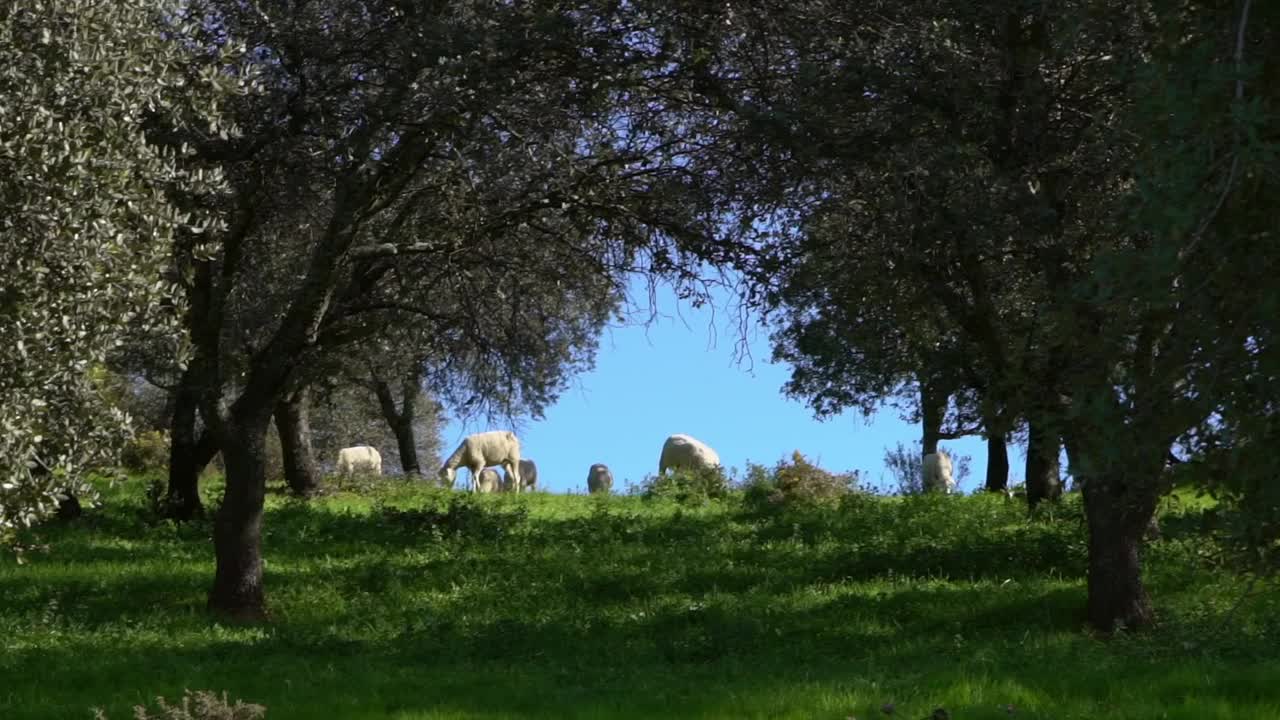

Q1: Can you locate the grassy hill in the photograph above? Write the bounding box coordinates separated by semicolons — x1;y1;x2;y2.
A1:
1;474;1276;719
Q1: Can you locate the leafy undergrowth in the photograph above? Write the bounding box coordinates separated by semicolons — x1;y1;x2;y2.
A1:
1;476;1277;719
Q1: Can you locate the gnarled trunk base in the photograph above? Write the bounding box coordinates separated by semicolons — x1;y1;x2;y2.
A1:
1081;471;1160;632
208;414;271;621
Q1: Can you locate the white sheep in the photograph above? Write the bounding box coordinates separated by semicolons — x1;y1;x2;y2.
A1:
476;468;502;494
587;463;613;494
658;434;720;475
922;451;955;494
502;459;537;493
439;430;523;493
336;445;382;477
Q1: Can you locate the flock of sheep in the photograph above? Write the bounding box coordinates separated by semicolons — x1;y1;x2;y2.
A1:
335;430;958;494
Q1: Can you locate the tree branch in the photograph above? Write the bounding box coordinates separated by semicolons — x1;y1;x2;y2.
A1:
349;242;441;259
1180;0;1252;266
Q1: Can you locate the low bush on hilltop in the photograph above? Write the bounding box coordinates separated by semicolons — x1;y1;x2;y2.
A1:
742;450;859;512
639;465;730;504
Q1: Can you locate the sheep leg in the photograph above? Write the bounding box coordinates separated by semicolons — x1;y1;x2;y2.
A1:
507;461;521;494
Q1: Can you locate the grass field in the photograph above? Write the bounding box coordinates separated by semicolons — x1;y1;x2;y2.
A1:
2;474;1277;719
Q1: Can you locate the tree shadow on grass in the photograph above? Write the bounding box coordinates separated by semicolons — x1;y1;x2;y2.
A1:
5;579;1276;720
6;494;1276;719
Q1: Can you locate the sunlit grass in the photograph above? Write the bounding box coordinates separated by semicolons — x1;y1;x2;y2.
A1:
2;475;1276;719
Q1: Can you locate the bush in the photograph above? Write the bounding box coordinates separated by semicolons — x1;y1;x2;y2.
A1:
120;430;171;472
883;441;923;494
93;689;265;719
741;452;859;514
881;441;972;495
641;466;730;504
774;450;858;502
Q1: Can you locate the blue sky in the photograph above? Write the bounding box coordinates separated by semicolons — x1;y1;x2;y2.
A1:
441;279;997;494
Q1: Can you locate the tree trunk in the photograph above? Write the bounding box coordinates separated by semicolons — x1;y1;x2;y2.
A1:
166;367;219;520
208;412;272;621
984;430;1009;493
374;375;421;477
275;386;320;497
1069;436;1165;632
1081;476;1159;632
1025;418;1062;508
920;378;947;455
393;417;420;477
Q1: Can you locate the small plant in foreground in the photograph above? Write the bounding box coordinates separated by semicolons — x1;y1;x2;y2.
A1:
92;689;265;720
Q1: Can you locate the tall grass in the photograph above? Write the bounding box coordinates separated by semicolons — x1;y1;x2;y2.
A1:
1;474;1276;719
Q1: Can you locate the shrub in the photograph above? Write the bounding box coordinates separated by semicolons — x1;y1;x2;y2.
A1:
142;472;168;521
740;461;777;507
882;441;971;495
93;689;265;719
773;451;858;503
741;452;859;515
120;430;171;472
882;441;922;494
641;466;730;504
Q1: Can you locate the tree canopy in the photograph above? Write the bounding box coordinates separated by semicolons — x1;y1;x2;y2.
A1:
5;0;1277;633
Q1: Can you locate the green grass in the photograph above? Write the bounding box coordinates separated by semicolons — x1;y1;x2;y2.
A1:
2;475;1277;719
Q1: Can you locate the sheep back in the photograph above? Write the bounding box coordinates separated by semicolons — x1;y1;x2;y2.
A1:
587;463;613;494
477;467;502;493
337;446;382;476
658;434;720;475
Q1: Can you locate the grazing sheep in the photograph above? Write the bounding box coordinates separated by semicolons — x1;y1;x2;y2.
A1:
587;463;613;494
922;451;955;494
502;459;538;493
476;468;502;494
439;430;522;493
336;446;382;477
658;434;720;475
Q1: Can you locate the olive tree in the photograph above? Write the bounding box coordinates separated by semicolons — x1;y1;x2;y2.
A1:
153;0;721;619
0;1;245;539
645;0;1277;630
